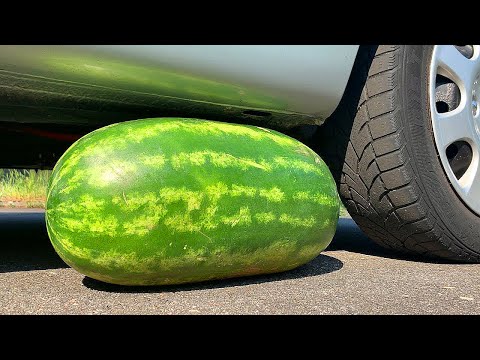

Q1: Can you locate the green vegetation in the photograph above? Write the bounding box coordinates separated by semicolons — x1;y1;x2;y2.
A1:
0;167;350;216
0;169;51;208
339;204;350;217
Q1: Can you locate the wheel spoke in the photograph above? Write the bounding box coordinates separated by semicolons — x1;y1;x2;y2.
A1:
474;45;480;59
460;157;480;199
434;104;475;149
435;45;476;90
431;44;480;216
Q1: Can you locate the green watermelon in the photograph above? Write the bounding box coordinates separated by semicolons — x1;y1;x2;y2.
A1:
46;118;340;286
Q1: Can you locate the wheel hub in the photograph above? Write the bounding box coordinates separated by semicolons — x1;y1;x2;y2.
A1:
473;77;480;132
429;45;480;215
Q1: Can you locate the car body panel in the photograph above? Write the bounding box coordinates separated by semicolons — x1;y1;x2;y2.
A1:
0;45;360;168
77;45;359;115
0;45;358;129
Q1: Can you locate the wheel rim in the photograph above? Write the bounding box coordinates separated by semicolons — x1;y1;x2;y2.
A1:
429;45;480;215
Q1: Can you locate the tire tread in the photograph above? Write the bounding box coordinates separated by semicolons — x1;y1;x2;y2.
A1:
316;45;480;262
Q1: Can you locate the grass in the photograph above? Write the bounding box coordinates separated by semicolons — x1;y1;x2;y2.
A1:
0;168;351;216
339;204;350;218
0;169;51;208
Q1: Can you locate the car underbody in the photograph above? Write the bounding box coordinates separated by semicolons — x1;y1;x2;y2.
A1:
3;44;480;263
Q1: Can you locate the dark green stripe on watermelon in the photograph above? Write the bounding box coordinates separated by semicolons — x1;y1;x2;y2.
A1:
46;118;340;285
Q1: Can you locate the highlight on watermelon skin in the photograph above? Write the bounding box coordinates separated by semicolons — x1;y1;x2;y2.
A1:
45;118;340;286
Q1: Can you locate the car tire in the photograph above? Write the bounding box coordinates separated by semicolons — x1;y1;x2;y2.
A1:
313;45;480;262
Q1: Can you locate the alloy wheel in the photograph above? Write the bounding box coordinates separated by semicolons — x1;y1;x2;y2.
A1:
429;45;480;215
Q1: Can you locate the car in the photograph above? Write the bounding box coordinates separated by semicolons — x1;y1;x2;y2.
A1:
1;45;478;262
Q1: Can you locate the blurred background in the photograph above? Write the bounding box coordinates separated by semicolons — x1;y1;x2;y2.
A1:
0;168;350;216
0;169;50;208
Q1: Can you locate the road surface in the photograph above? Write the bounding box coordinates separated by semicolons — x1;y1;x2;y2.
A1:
0;209;479;314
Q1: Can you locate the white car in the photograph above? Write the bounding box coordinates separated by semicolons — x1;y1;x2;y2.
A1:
1;45;478;262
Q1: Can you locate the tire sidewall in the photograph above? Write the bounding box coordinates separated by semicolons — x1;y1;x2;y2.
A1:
403;45;480;256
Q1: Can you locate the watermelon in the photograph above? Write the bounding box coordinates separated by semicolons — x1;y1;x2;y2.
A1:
46;118;340;286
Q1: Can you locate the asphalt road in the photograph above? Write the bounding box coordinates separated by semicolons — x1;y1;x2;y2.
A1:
0;209;479;315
